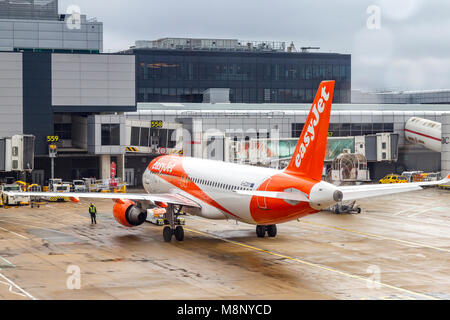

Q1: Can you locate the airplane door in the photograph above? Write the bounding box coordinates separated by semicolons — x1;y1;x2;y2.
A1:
256;178;272;210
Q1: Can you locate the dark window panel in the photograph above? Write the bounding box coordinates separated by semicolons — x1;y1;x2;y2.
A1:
101;124;110;145
101;124;120;146
140;127;149;147
110;124;120;146
131;127;140;146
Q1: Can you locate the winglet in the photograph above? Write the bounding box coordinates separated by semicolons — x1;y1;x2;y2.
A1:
284;81;335;181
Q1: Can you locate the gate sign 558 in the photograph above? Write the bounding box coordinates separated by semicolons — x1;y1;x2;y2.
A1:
47;136;59;143
151;121;163;128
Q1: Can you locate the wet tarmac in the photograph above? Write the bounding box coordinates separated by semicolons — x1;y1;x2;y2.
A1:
0;187;448;300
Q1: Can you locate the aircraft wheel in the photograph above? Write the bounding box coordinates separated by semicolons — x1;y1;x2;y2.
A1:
174;226;184;242
163;226;173;242
256;225;266;238
267;225;277;238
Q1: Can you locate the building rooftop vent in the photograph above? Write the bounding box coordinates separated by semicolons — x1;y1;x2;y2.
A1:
202;88;230;104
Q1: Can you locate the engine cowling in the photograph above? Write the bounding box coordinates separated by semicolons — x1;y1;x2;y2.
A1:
113;200;147;227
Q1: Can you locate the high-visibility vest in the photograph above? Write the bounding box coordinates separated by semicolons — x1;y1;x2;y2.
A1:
89;206;96;214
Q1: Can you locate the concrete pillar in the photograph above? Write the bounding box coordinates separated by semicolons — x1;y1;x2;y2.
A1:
117;154;125;181
192;118;203;158
441;113;450;177
100;154;111;180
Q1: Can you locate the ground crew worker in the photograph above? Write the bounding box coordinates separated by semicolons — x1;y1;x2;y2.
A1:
89;203;97;224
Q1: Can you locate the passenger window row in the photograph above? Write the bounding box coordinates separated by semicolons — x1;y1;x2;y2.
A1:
153;170;251;191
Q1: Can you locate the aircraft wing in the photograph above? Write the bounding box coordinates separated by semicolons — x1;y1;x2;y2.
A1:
338;174;450;201
4;191;202;208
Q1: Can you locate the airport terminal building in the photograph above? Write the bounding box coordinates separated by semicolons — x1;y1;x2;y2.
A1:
124;38;351;104
0;1;448;187
0;0;133;184
123;102;450;185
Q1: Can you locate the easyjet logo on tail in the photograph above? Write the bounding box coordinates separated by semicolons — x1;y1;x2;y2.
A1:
294;86;330;168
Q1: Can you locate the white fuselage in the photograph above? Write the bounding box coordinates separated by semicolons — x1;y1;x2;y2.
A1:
142;156;334;225
143;157;279;223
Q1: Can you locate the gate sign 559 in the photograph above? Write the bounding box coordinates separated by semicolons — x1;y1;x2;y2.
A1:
47;136;59;143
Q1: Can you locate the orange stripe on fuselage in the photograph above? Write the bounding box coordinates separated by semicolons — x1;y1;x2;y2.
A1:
149;155;320;225
148;155;240;219
249;173;319;225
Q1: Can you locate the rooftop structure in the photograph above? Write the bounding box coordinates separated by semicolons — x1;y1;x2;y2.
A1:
352;89;450;104
133;38;290;53
0;0;59;21
0;0;103;53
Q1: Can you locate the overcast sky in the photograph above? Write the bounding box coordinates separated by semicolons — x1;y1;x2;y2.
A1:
59;0;450;91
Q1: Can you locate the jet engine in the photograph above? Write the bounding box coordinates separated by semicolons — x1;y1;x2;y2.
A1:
113;200;148;227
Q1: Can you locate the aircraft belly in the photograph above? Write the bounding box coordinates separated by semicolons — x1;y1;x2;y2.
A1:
197;187;255;223
208;190;254;223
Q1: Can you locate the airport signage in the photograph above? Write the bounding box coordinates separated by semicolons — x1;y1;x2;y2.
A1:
46;135;60;143
151;120;164;128
111;161;116;178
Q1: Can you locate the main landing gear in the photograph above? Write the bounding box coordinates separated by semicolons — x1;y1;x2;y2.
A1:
256;225;277;238
163;204;185;242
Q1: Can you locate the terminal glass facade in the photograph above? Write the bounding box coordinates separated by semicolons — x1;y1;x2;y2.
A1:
101;124;120;146
292;122;394;138
131;49;351;104
0;0;58;20
130;126;177;148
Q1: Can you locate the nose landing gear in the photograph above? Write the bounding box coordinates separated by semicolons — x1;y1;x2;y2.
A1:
256;224;277;238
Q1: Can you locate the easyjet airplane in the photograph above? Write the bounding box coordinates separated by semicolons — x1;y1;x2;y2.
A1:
8;81;450;242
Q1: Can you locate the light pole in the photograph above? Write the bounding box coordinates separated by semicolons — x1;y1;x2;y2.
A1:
49;144;57;180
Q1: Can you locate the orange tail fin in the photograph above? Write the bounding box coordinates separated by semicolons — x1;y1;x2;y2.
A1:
284;81;335;181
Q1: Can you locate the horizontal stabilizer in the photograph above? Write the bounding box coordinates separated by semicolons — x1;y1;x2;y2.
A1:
340;185;423;201
338;174;450;202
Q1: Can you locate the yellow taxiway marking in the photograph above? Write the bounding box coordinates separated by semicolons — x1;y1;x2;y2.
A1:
300;220;450;253
185;227;438;300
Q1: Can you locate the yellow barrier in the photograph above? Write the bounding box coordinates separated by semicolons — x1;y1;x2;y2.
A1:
113;185;127;193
